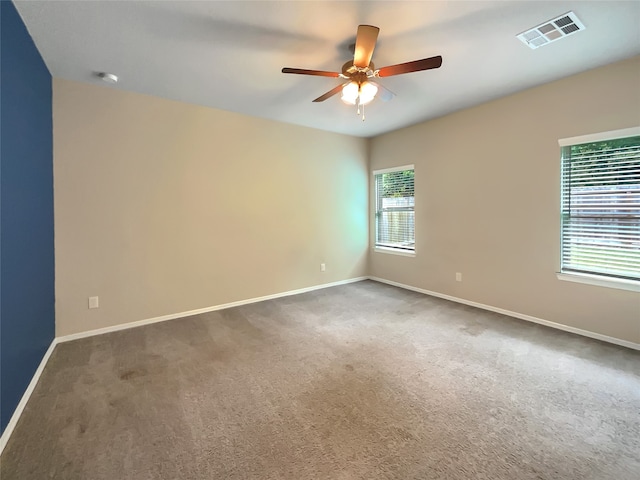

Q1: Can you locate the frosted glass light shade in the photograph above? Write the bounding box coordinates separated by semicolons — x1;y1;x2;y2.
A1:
341;82;359;105
358;82;378;105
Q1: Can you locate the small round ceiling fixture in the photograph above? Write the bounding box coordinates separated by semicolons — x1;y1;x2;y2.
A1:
96;72;118;84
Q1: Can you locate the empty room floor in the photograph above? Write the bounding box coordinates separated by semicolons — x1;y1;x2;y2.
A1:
1;280;639;479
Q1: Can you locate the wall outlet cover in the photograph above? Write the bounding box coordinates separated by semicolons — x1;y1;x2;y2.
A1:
88;296;99;309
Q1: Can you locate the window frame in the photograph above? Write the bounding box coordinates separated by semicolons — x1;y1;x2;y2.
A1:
373;164;416;257
557;126;640;292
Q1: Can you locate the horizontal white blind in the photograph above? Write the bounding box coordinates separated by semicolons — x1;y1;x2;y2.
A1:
561;136;640;280
375;167;415;251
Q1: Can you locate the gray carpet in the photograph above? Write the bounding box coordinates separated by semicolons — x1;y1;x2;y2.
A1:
1;280;639;479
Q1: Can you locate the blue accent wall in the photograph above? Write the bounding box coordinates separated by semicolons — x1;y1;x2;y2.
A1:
1;1;55;434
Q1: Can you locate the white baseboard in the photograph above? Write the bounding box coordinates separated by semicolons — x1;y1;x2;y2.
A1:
0;338;59;456
368;276;640;351
57;276;369;343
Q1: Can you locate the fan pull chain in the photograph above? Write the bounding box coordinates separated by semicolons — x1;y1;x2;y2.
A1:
355;97;366;121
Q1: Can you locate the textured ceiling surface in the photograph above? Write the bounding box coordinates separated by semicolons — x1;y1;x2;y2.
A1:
14;1;640;137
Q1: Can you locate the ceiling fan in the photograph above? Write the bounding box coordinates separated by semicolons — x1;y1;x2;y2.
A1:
282;25;442;120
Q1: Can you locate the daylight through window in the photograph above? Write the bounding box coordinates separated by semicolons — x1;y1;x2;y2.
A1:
374;166;415;252
560;131;640;282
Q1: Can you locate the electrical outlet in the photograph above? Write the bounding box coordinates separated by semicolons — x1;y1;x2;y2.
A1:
455;272;462;282
88;296;99;309
320;263;326;272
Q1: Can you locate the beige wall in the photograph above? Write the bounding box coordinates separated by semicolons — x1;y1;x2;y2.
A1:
370;56;640;344
54;58;639;343
53;79;369;336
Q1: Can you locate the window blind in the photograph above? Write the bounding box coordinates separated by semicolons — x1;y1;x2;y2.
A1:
561;135;640;281
374;166;415;251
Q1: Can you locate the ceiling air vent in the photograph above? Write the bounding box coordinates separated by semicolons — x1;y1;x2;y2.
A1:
517;11;585;50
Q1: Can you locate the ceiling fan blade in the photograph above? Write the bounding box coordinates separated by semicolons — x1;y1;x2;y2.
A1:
353;25;379;68
377;56;443;77
313;83;350;102
282;67;340;77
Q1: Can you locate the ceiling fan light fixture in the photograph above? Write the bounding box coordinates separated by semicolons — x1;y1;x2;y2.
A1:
341;81;378;106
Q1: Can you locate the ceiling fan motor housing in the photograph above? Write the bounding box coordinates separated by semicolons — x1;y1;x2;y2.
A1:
341;60;375;77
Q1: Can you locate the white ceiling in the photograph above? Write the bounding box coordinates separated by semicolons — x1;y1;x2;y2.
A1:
14;1;640;138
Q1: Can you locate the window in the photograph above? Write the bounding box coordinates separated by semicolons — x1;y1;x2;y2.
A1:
374;165;415;254
559;128;640;286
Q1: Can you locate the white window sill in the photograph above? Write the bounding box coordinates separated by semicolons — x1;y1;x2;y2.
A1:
556;272;640;292
374;246;416;257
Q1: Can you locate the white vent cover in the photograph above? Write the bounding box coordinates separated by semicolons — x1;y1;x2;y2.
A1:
517;12;585;49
